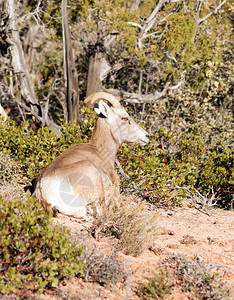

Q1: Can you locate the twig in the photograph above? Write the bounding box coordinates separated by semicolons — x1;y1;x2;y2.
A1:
166;180;221;214
115;159;138;191
196;0;226;24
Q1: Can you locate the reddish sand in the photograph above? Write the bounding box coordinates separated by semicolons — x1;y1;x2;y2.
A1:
42;204;234;299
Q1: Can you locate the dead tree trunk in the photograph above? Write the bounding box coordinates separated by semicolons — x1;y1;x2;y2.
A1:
5;0;61;134
7;0;39;112
62;0;80;123
86;52;104;96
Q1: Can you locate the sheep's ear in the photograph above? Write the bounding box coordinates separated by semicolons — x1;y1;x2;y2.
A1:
94;100;110;118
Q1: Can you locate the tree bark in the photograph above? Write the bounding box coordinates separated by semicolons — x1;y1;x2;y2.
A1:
5;0;61;134
86;52;105;97
7;0;39;111
62;0;80;123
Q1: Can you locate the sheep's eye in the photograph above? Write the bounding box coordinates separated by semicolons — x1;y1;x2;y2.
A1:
121;117;129;122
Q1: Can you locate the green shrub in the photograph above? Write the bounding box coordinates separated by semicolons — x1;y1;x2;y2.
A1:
0;107;232;209
118;129;204;206
0;107;95;179
118;127;233;209
0;195;83;295
137;270;172;299
199;149;233;209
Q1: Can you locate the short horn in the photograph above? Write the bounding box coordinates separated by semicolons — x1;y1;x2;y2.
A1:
84;92;121;108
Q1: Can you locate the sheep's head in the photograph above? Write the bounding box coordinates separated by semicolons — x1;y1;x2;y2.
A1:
85;92;149;146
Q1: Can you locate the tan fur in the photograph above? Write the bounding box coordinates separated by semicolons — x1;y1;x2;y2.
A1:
34;93;149;218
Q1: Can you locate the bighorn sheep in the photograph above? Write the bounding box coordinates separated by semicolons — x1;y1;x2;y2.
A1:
34;92;149;218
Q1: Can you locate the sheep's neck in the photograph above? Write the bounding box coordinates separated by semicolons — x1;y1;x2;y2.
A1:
90;118;119;163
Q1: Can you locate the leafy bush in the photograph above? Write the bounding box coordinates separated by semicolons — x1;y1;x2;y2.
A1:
118;128;233;209
0;195;83;295
118;129;203;206
0;107;95;180
137;270;172;299
200;149;233;209
0;106;232;209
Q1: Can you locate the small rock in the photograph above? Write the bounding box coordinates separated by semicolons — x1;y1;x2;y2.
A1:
168;231;175;235
162;210;174;216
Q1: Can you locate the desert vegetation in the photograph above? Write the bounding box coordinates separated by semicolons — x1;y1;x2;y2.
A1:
0;0;233;298
137;255;231;300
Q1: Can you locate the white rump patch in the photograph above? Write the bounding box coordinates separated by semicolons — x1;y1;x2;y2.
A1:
37;176;89;218
59;178;87;208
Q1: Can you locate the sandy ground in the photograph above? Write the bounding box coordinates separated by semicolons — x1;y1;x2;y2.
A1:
42;204;234;300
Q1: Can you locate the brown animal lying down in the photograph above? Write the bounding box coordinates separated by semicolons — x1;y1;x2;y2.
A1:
34;92;149;218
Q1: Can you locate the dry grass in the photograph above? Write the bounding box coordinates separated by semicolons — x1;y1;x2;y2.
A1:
166;255;231;300
81;247;128;286
92;196;159;256
0;152;28;201
136;254;231;299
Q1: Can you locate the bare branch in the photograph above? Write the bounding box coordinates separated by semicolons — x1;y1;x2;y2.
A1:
13;98;43;123
131;0;183;49
18;0;44;32
14;97;61;135
0;104;8;121
104;32;119;49
127;21;142;29
115;159;130;180
195;187;220;208
158;12;173;23
115;159;138;191
104;79;185;104
128;0;168;49
169;80;183;90
104;80;171;104
144;0;167;28
130;0;143;10
196;0;226;24
167;180;221;214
